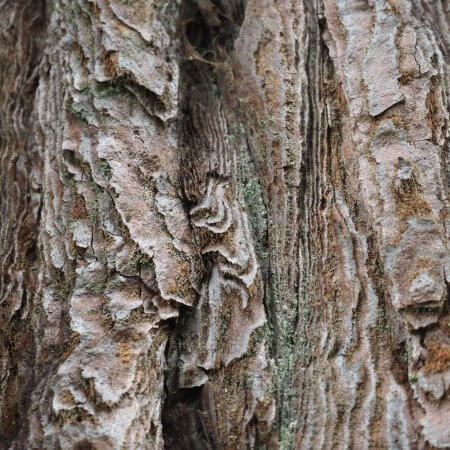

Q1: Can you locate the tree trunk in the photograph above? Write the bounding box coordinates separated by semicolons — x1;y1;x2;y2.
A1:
1;0;448;448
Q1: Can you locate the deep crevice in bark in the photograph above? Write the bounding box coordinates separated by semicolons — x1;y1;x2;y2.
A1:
162;1;274;448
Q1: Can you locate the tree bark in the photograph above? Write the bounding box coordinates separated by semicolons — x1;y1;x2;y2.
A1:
0;0;448;448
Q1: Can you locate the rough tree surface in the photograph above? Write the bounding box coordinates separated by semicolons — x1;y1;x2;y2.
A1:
0;0;448;448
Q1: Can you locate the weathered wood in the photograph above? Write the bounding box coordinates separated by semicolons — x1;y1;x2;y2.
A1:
0;0;448;448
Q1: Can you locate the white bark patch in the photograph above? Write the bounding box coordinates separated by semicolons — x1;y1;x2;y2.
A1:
70;219;92;249
363;0;404;116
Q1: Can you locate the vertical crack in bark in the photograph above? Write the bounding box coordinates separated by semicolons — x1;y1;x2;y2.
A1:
162;1;276;449
0;0;46;446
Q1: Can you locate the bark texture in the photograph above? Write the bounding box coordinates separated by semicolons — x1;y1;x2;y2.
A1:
0;0;448;448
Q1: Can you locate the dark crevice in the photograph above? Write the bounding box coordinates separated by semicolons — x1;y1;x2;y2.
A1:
0;0;47;446
162;0;246;448
162;386;216;450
